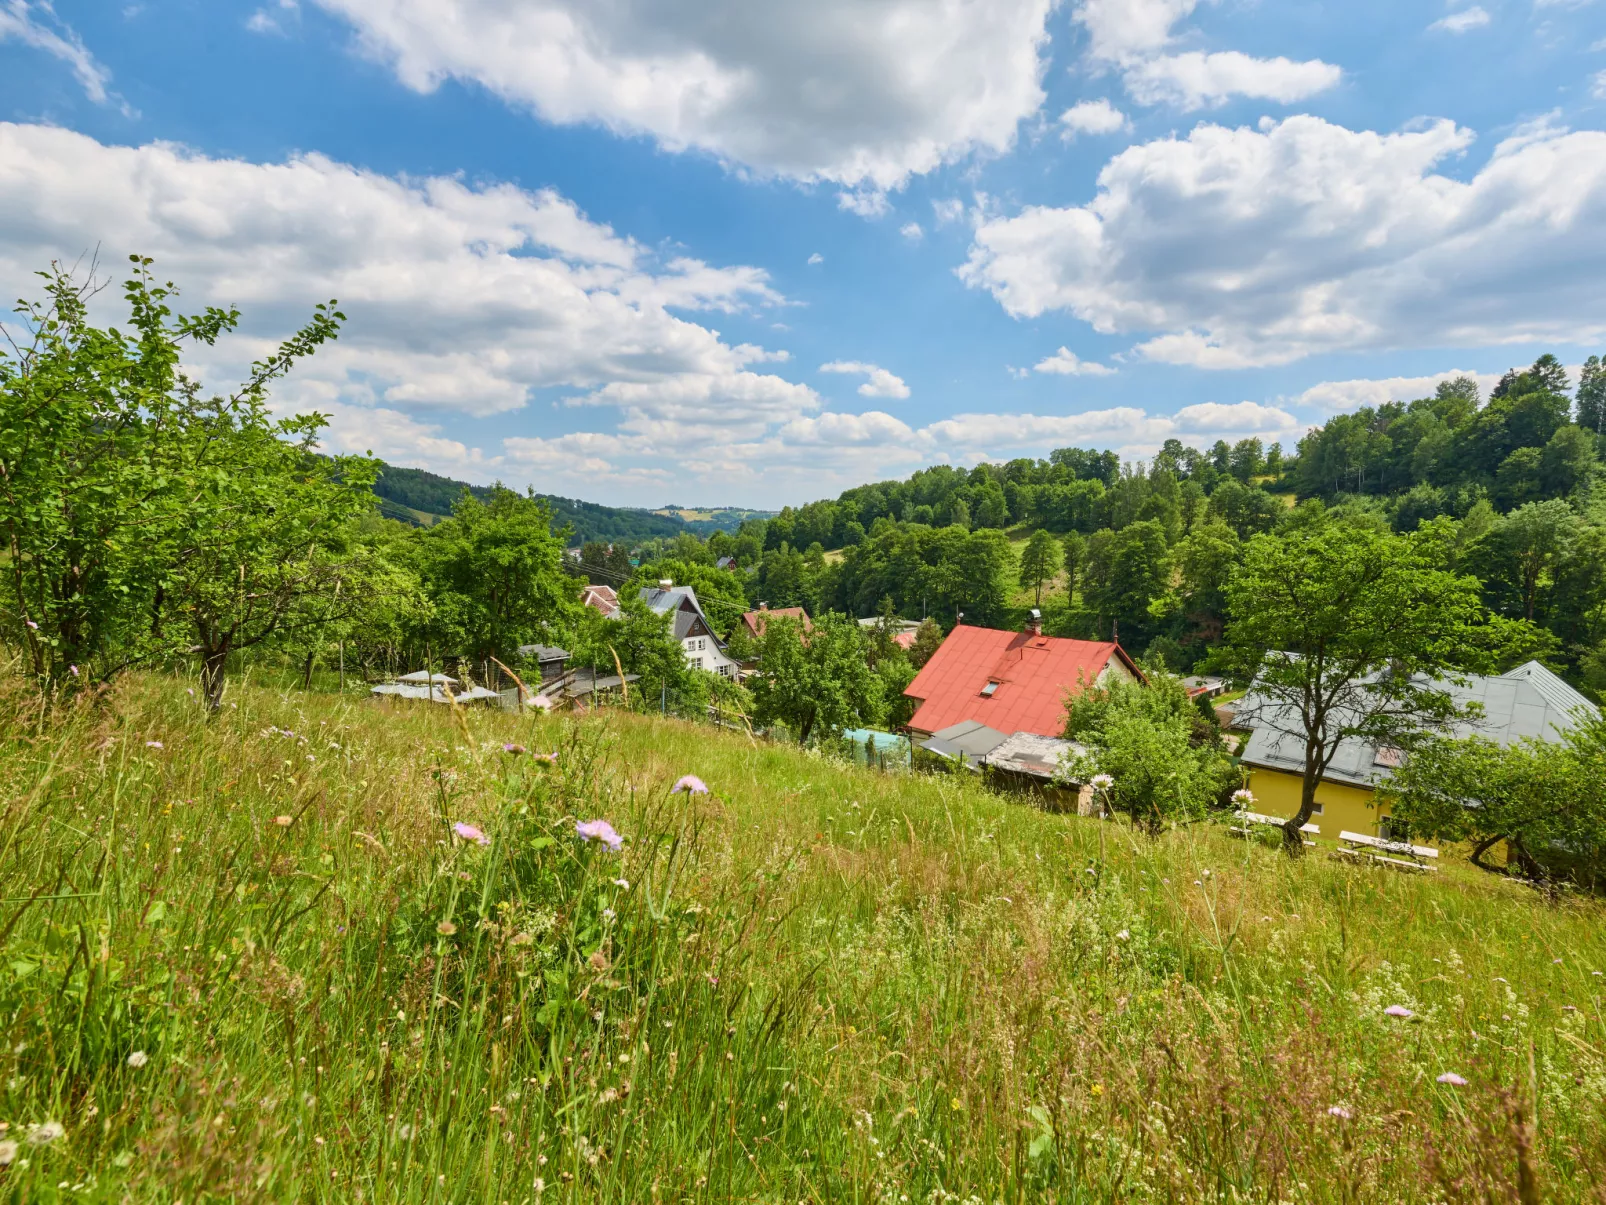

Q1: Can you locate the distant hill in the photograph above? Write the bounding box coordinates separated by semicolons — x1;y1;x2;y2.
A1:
369;462;689;545
652;505;775;535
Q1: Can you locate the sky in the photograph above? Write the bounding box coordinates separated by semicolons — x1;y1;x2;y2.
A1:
2;0;1604;509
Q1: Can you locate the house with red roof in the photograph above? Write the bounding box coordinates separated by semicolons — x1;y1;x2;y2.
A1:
902;616;1144;740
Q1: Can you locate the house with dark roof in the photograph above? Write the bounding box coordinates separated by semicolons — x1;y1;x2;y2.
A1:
1239;660;1599;839
638;580;740;677
901;615;1144;740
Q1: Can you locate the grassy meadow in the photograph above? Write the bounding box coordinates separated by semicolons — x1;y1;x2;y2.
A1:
1;673;1604;1202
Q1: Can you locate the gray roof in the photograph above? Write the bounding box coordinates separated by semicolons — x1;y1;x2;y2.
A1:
516;644;570;660
639;585;724;644
397;670;456;684
921;720;1010;766
982;731;1086;781
371;683;500;703
1240;660;1598;788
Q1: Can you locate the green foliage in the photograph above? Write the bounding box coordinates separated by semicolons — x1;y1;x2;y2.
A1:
1018;528;1063;606
748;613;882;743
1082;520;1171;644
0;256;377;703
1212;515;1492;848
827;523;1011;627
907;617;945;669
409;486;574;665
1381;719;1606;884
1063;674;1236;832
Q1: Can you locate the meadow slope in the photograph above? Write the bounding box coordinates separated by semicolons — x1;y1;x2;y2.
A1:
0;674;1603;1202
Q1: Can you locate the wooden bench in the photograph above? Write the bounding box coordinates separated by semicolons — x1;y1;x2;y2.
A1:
1334;830;1439;873
1230;810;1319;847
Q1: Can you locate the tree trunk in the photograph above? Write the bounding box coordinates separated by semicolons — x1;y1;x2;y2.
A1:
1469;834;1506;873
302;649;316;690
200;644;230;712
1284;755;1324;855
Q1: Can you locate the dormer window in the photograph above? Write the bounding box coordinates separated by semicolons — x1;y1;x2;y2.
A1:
980;681;999;698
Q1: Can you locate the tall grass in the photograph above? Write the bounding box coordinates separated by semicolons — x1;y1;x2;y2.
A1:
0;672;1603;1201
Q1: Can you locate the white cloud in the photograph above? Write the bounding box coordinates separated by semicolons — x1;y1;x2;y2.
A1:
311;0;1056;193
0;122;828;496
0;0;114;103
838;188;890;218
1033;346;1116;375
1171;400;1298;436
247;0;300;34
1059;99;1130;138
1122;52;1342;109
900;221;924;240
1074;0;1197;60
1293;369;1506;414
960;114;1606;367
807;252;823;265
1429;7;1491;32
1072;0;1339;110
932;198;967;227
1593;68;1606;99
820;361;911;400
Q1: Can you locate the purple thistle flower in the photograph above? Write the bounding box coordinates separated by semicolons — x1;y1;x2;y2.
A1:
503;743;526;755
536;751;559;763
1384;1005;1413;1018
531;693;554;713
576;819;623;851
671;774;709;795
145;740;164;750
68;665;79;676
1436;1072;1467;1086
452;822;490;847
1327;1105;1351;1120
24;619;38;630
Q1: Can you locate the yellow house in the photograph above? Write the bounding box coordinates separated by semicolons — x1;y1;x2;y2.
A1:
1236;661;1597;841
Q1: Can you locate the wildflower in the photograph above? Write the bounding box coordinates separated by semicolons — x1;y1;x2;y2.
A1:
273;815;293;827
27;1121;64;1144
530;693;553;714
601;908;616;921
671;774;709;795
186;688;195;698
1436;1072;1467;1086
0;1140;14;1165
452;822;490;847
949;1097;962;1111
1116;929;1130;941
612;878;630;889
1231;788;1254;804
127;1051;148;1068
68;665;79;677
146;740;163;750
437;921;457;937
1090;773;1114;789
24;619;38;630
577;819;624;851
1328;1105;1351;1120
1090;1083;1104;1098
1384;1005;1413;1019
1193;880;1202;887
502;743;526;755
1202;868;1212;878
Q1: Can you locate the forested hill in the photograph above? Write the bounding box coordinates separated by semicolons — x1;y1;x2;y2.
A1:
369;462;686;545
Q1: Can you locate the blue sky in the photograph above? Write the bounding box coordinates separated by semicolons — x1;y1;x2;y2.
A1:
2;0;1605;508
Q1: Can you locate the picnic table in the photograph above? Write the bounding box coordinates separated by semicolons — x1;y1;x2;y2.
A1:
1334;830;1439;873
1231;809;1319;847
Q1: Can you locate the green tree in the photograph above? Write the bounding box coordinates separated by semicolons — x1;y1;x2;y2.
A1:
1060;531;1086;601
1082;520;1170;644
1062;674;1235;833
413;487;574;666
1018;528;1063;606
749;613;882;743
0;257;345;690
1212;516;1491;851
908;617;945;668
1380;724;1606;882
1578;355;1606;436
1463;499;1577;623
1539;425;1598;499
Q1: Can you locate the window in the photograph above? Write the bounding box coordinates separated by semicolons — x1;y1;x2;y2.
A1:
1310;803;1324;816
980;681;999;697
1374;746;1404;768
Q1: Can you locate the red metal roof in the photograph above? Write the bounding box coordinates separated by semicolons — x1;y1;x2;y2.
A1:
736;606;812;639
903;624;1141;738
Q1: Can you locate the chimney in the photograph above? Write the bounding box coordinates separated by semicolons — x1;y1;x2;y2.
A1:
658;578;673;590
759;602;768;611
1026;608;1042;635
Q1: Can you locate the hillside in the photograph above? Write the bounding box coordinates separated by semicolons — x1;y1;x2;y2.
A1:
370;461;687;544
2;674;1602;1200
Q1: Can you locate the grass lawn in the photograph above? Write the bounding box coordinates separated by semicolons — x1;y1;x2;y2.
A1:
2;673;1603;1201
